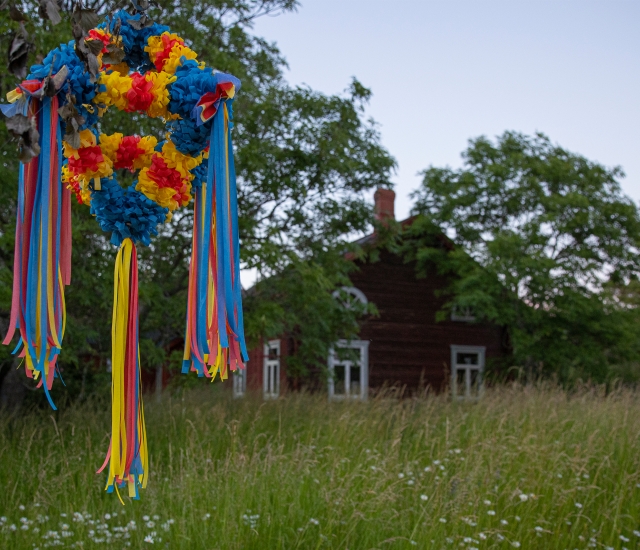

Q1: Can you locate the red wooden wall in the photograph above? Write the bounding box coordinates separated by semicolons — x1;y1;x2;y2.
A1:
349;249;507;392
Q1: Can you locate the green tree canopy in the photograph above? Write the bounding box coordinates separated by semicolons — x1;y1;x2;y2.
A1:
407;131;640;382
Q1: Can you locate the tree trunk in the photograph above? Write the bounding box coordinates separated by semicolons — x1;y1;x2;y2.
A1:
155;364;163;402
0;361;26;411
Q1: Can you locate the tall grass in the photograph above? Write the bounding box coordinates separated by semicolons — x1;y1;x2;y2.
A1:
0;384;638;549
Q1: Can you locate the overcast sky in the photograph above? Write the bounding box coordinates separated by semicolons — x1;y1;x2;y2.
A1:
252;0;640;221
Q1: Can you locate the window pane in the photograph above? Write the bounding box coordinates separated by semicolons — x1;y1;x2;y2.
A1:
266;364;274;393
455;368;466;397
334;365;346;395
268;346;278;360
470;368;481;397
350;365;361;396
456;352;478;365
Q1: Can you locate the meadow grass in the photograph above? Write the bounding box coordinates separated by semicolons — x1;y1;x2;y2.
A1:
0;384;639;549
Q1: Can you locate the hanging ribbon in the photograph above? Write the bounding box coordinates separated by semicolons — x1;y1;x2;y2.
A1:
182;73;248;380
97;238;148;503
2;93;71;409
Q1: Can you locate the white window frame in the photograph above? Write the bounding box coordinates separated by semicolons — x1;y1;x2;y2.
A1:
328;339;369;401
232;367;246;398
450;345;485;400
263;339;280;399
332;286;368;309
451;306;476;322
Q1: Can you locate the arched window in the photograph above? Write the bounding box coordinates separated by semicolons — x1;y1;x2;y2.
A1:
332;286;368;310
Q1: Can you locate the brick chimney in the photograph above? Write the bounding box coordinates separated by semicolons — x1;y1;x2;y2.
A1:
374;188;395;222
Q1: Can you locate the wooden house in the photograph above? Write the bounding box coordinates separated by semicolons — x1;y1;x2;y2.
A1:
235;189;509;400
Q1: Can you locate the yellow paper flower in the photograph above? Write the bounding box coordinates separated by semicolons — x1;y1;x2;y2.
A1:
145;33;183;65
63;129;97;159
99;133;124;164
163;44;203;75
145;71;177;119
136;168;178;209
94;72;132;111
133;136;158;170
161;141;202;181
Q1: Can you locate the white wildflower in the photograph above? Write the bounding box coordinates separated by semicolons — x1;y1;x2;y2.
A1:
144;534;154;543
633;530;640;537
407;480;414;486
104;513;111;520
398;473;405;479
20;524;29;530
9;524;17;531
410;542;417;546
534;526;543;532
479;533;487;540
575;502;583;509
146;521;155;528
439;517;447;523
487;510;496;516
61;524;69;530
519;493;528;502
424;466;431;472
620;535;630;542
142;515;150;521
420;494;428;501
483;499;492;505
501;519;508;525
309;518;319;526
515;516;521;522
512;542;521;548
203;514;211;521
18;505;25;511
433;460;441;465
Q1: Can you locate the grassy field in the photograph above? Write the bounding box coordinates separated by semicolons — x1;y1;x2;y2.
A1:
0;384;639;549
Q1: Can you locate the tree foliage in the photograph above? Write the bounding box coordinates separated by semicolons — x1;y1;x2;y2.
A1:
408;131;640;382
0;0;395;402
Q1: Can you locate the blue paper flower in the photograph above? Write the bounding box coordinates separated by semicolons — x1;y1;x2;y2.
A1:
90;177;168;246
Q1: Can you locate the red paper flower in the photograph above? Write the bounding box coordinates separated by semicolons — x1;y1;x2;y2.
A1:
125;73;154;113
115;136;145;171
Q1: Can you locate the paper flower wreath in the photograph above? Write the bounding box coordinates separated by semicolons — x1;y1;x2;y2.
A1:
1;10;248;502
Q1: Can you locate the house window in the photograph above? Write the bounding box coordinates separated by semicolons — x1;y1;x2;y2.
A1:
332;286;368;310
451;306;476;322
450;345;485;400
233;367;246;398
328;340;369;401
263;339;280;399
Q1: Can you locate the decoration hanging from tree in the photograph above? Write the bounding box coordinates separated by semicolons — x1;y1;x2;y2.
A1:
1;9;248;502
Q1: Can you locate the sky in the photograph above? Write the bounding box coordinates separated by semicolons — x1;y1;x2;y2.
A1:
252;0;640;222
